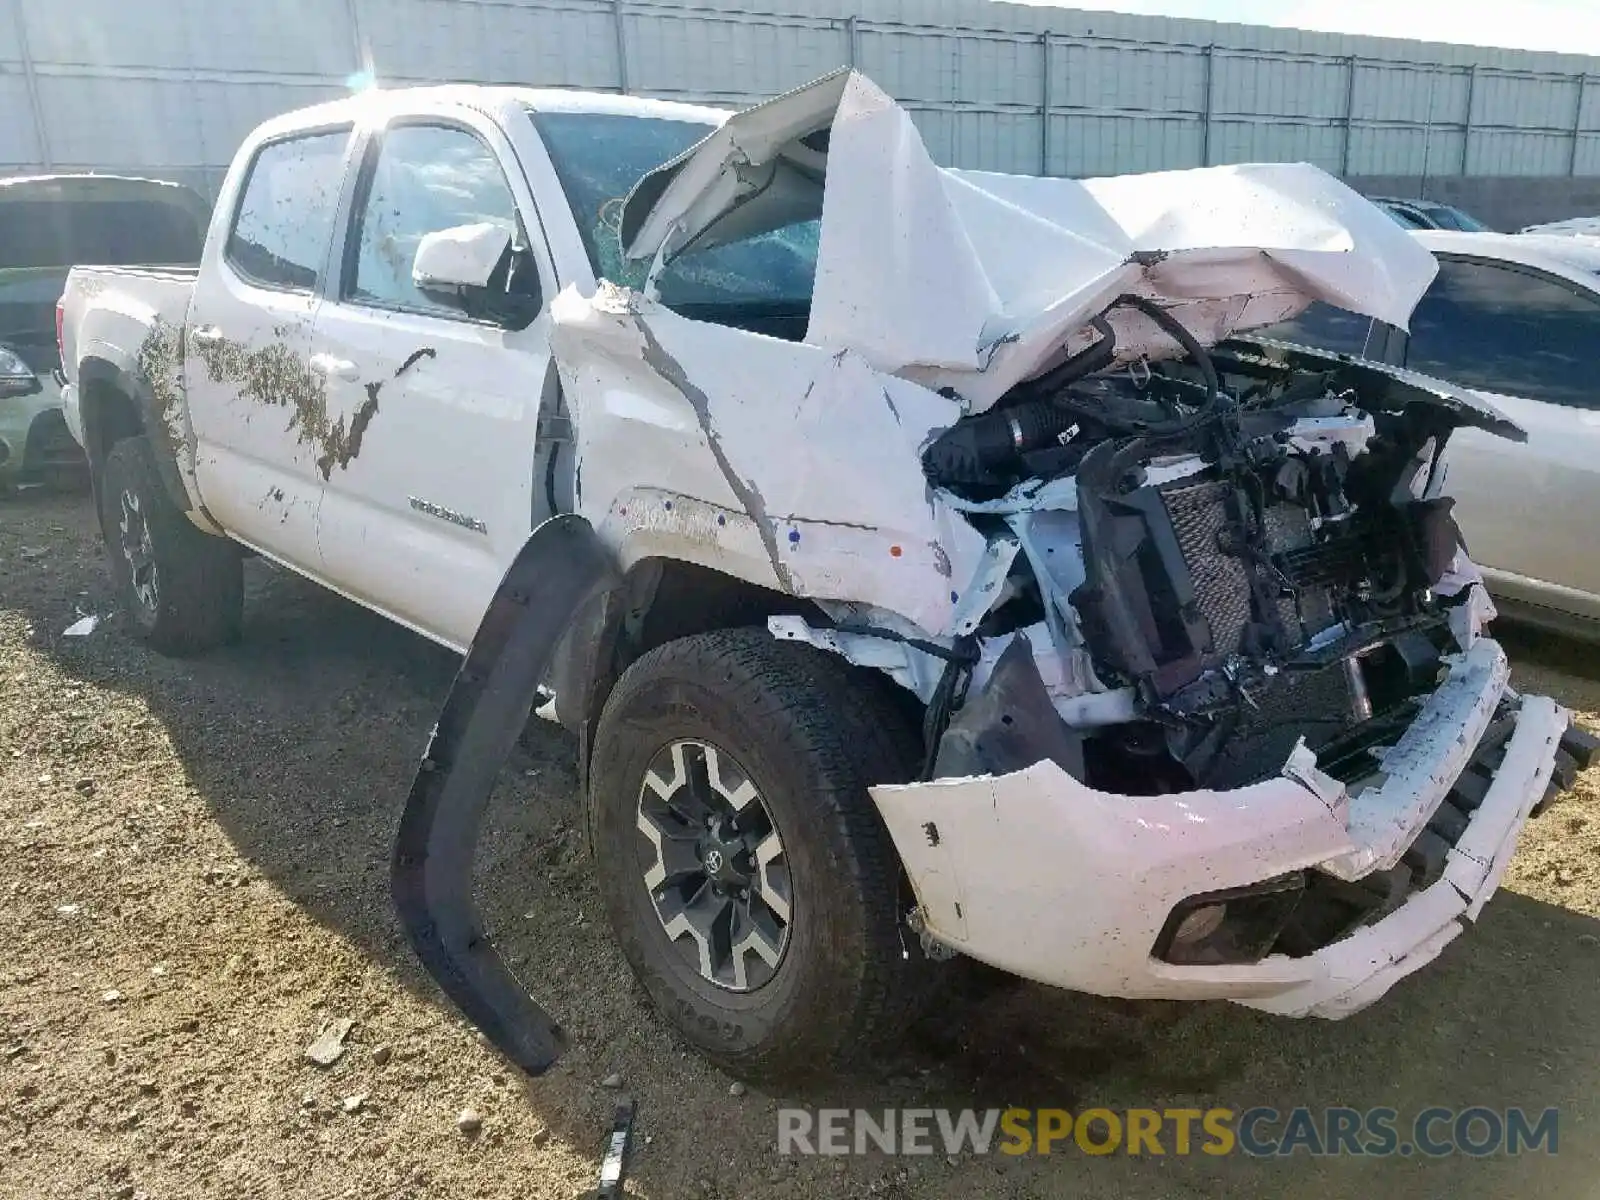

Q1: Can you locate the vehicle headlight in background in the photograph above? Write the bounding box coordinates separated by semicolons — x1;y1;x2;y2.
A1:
0;345;41;399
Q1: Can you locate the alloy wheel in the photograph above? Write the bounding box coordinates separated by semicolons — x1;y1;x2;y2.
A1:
635;739;792;992
117;488;159;615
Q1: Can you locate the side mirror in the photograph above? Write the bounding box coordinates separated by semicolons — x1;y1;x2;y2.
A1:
414;222;510;291
413;223;541;329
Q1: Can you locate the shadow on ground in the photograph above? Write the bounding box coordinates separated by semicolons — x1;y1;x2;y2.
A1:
5;487;1600;1199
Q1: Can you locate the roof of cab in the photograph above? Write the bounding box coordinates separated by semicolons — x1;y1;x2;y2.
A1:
252;84;732;141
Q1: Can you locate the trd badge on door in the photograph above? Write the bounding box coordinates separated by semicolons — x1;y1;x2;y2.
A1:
409;495;488;534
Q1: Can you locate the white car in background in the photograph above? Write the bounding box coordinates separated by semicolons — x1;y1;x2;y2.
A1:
1266;230;1600;637
1519;216;1600;238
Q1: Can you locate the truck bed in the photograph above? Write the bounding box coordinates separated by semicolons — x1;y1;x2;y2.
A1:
60;264;198;377
59;263;201;487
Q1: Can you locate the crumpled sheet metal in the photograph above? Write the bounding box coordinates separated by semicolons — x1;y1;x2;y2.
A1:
549;284;985;634
625;70;1440;413
568;68;1438;631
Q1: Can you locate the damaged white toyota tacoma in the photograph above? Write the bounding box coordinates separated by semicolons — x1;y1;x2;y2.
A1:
57;70;1595;1081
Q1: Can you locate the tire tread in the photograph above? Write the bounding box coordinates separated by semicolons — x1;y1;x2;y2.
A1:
591;627;932;1079
99;435;243;656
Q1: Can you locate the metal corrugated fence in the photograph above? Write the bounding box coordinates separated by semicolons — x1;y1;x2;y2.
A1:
4;0;1600;196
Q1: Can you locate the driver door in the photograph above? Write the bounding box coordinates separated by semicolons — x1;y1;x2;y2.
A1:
310;113;559;649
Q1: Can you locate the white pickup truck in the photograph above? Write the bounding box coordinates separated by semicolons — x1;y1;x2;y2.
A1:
58;70;1593;1082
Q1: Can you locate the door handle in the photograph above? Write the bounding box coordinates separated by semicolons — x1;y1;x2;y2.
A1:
189;325;225;346
308;353;361;382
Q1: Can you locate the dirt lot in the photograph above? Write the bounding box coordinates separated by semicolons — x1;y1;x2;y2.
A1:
4;486;1600;1200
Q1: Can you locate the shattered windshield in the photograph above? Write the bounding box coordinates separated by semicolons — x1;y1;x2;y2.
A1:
529;110;818;311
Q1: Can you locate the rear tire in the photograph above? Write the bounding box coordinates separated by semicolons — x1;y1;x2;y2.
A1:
588;628;933;1081
98;435;243;656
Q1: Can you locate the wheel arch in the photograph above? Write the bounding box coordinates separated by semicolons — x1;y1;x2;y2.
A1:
549;556;924;794
77;354;188;512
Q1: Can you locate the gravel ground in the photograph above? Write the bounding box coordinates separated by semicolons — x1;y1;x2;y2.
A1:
4;485;1600;1200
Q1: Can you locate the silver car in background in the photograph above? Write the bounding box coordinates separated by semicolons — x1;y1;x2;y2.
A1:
1263;230;1600;638
1370;196;1494;232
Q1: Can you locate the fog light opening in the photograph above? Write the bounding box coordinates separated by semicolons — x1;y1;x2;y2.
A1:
1154;872;1306;966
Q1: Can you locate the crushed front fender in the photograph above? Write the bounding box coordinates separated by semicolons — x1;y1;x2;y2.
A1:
392;514;619;1075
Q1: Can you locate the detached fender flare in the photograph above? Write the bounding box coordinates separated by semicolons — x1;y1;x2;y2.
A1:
392;514;620;1075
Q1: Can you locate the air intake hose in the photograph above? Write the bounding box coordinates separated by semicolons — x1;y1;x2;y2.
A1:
921;396;1084;486
922;318;1115;486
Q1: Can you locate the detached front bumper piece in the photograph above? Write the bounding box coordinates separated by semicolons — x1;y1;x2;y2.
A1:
873;638;1578;1018
393;515;618;1075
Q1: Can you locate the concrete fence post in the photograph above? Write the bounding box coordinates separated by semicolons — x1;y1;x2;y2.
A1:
344;0;365;76
1420;69;1439;194
1571;74;1588;176
8;0;52;169
1039;32;1052;175
1340;55;1358;176
612;0;631;94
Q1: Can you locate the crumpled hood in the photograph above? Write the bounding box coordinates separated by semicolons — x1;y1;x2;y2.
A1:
621;69;1440;412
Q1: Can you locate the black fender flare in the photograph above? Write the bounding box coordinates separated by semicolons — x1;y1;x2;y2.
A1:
77;352;192;513
392;514;620;1075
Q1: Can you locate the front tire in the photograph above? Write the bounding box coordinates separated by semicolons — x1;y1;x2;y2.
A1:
588;628;932;1081
98;435;243;656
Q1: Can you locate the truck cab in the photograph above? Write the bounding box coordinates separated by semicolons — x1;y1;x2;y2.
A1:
61;87;740;651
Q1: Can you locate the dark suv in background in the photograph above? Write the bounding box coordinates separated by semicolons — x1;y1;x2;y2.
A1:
0;174;209;492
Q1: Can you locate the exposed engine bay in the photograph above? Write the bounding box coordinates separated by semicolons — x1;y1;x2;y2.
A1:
603;65;1514;801
919;313;1505;795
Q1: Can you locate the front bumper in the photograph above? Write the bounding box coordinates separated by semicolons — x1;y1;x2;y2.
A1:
872;638;1572;1018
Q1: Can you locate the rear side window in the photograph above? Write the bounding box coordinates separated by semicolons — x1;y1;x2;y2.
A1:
1255;301;1376;359
1406;257;1600;408
226;130;351;292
